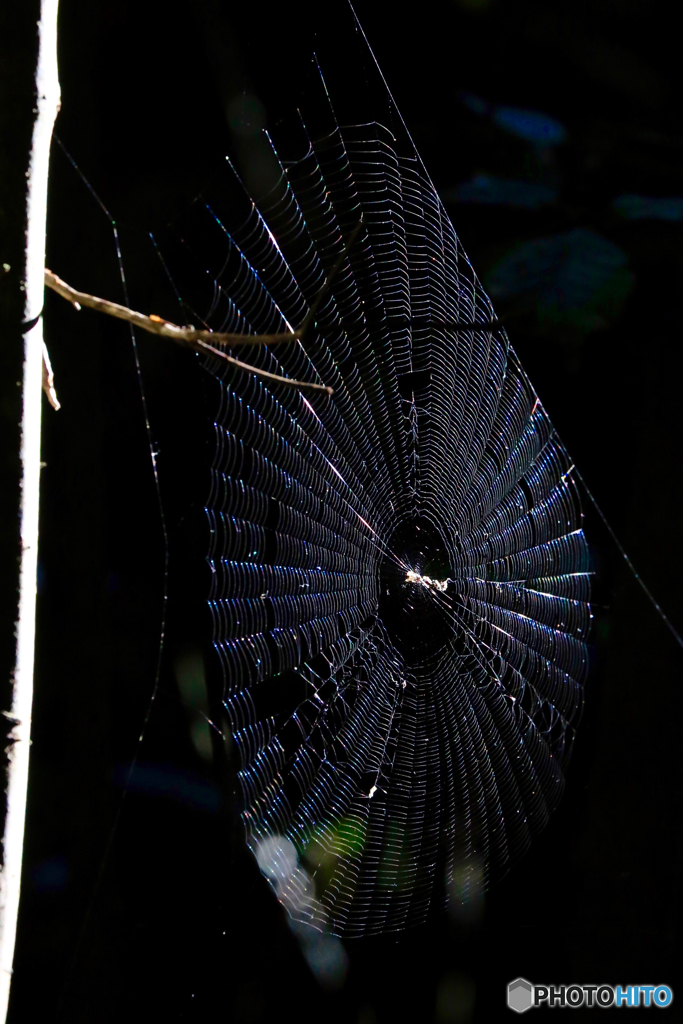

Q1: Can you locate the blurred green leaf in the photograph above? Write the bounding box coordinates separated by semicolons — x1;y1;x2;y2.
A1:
441;174;558;209
492;106;567;145
487;228;633;333
613;194;683;221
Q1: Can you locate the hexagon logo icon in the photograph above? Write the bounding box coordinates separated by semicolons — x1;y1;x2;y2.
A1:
508;978;534;1013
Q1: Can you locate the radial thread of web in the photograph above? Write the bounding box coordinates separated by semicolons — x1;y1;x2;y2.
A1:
157;71;593;938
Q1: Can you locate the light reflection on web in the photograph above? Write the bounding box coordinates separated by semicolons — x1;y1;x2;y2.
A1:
154;58;591;941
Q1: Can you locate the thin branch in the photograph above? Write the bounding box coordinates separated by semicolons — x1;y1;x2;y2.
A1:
194;339;332;394
44;269;333;396
45;269;299;347
41;342;60;410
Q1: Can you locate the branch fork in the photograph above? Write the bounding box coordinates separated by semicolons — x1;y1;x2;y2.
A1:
44;268;333;396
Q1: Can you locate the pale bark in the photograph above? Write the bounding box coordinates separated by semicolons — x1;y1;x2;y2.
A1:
0;1;60;1018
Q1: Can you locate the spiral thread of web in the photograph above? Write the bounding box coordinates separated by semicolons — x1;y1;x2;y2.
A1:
181;85;593;937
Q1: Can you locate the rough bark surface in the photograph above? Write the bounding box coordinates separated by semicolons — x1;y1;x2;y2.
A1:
0;0;41;875
0;2;59;1017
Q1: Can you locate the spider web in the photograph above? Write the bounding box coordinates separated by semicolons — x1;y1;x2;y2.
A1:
151;53;591;939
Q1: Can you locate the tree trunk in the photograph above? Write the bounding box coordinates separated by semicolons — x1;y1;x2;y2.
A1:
0;2;60;1018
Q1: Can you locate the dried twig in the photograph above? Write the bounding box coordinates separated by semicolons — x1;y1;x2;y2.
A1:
44;269;333;396
45;269;300;347
41;341;60;410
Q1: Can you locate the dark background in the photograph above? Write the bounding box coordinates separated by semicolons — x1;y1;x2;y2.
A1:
8;1;682;1021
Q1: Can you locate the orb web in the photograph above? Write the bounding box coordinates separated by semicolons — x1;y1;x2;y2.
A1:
166;66;594;938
